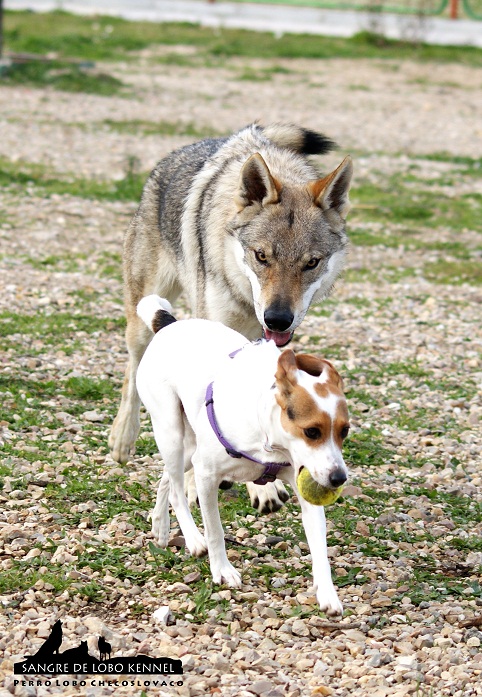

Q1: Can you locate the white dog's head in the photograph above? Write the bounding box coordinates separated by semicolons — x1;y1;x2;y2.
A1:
274;350;349;490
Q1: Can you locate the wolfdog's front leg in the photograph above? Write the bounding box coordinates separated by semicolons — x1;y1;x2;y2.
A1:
109;313;152;463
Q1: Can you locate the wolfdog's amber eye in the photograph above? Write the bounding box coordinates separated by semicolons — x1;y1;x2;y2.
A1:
255;250;268;264
304;427;321;440
304;258;320;270
340;425;350;440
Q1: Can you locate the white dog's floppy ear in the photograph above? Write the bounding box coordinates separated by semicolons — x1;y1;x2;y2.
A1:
275;349;299;405
309;156;353;218
235;153;281;210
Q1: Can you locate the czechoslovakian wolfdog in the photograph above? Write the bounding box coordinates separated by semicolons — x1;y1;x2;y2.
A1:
109;123;353;513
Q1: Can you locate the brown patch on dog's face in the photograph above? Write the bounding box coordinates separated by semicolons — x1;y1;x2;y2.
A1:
275;352;349;448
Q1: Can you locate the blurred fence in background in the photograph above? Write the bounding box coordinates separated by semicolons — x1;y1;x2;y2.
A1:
220;0;482;19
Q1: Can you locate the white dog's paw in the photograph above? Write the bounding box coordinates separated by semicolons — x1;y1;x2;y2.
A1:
246;480;290;514
211;562;242;588
185;531;208;558
316;585;343;617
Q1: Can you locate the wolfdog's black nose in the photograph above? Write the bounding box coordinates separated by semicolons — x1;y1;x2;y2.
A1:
264;309;294;332
329;468;347;488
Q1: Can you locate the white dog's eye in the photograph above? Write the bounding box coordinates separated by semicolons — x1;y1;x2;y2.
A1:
304;258;320;271
340;424;350;440
255;250;268;265
304;427;321;440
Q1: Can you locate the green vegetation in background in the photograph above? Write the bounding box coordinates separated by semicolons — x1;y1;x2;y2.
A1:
0;156;145;202
3;11;482;66
100;119;220;138
351;178;482;233
0;59;124;95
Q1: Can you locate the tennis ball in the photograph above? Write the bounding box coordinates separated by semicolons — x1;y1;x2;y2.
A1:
296;468;344;506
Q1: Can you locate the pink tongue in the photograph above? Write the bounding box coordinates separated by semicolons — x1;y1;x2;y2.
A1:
264;329;292;347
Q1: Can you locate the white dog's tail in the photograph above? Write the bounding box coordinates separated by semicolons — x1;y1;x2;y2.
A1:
137;295;176;334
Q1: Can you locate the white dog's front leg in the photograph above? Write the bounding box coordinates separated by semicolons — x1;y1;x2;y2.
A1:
194;464;242;589
299;498;343;616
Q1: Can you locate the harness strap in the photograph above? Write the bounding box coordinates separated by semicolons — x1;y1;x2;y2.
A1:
205;380;290;486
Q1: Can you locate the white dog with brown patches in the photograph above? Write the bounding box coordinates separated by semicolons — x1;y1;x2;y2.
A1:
136;295;350;615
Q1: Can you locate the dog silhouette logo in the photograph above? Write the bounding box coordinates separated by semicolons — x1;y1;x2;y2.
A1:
97;636;111;661
32;620;62;657
14;620;183;676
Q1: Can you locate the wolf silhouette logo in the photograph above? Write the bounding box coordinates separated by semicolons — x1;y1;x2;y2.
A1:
32;620;62;657
14;619;183;676
97;636;111;661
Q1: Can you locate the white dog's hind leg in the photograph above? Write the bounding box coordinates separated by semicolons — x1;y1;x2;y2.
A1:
299;498;343;616
246;480;290;514
166;458;208;558
194;458;242;588
149;395;207;557
173;423;208;556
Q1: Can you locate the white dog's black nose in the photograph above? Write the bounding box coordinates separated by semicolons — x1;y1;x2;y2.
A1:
264;308;294;332
329;468;347;488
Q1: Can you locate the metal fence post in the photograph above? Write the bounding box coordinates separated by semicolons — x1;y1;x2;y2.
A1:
449;0;458;17
0;0;4;59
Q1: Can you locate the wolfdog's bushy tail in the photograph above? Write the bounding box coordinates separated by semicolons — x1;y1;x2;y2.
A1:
261;122;337;156
137;295;176;334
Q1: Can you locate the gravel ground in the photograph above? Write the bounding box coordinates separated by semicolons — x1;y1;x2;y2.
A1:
1;50;482;697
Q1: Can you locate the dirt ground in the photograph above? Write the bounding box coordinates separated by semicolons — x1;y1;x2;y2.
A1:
1;51;482;697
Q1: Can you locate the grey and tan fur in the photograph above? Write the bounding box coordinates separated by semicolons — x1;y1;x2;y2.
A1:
109;123;352;513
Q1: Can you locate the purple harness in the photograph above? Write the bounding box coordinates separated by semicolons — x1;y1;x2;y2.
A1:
204;348;291;486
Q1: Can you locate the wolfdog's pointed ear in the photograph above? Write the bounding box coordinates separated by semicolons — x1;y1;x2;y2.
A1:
235;153;281;210
275;349;299;403
309;156;353;218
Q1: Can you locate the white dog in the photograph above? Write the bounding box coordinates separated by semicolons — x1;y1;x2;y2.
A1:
136;295;350;615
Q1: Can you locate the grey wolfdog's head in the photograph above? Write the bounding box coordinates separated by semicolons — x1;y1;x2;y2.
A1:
232;153;353;346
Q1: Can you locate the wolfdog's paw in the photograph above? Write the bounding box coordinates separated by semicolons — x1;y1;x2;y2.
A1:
316;584;343;617
185;531;208;558
211;563;242;589
108;424;137;464
246;480;290;514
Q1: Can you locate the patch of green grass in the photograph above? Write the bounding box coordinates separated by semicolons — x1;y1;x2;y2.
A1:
236;68;272;82
407;488;482;526
65;376;116;401
408;568;482;606
0;310;125;341
23;253;87;273
423;259;482;285
101;119;221;139
1;59;124;96
352;181;482;233
343;427;391;469
96;251;123;281
0;157;146;202
45;468;154;528
0;372;123;433
4;12;482;65
0;568;70;595
416;152;482;177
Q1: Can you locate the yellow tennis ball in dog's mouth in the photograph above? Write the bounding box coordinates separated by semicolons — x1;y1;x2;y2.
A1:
296;468;344;506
